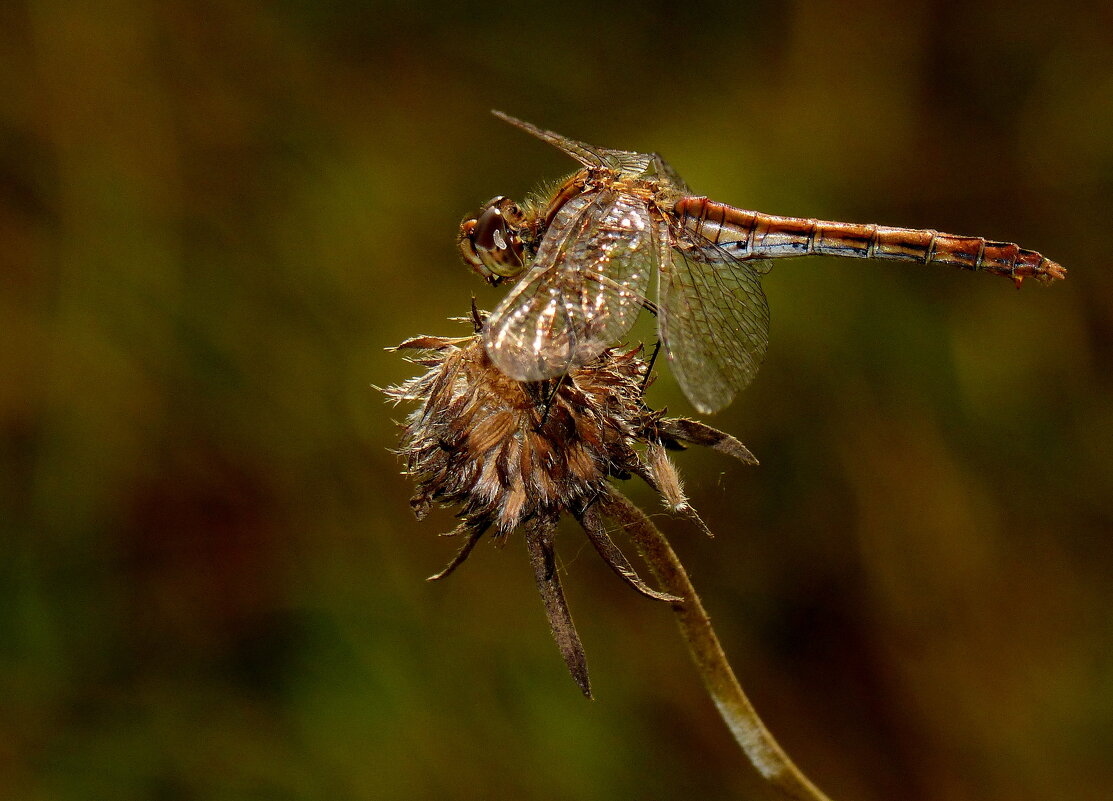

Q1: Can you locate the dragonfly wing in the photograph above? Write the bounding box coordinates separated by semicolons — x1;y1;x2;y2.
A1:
658;230;772;414
484;191;655;382
651;153;690;194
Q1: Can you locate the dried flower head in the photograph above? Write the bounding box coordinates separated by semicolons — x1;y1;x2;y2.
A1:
384;305;758;696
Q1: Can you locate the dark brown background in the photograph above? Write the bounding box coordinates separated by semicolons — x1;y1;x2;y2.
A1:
3;1;1111;799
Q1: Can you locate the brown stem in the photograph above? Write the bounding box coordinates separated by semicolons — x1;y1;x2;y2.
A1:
603;491;834;801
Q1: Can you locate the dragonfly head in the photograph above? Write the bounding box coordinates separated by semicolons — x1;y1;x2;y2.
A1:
458;196;529;285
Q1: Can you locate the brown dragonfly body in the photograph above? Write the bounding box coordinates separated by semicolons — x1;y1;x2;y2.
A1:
458;113;1066;413
676;196;1063;288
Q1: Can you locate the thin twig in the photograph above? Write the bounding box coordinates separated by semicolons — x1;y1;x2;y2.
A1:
603;491;834;801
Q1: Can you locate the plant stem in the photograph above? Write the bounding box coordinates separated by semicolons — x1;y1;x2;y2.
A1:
605;491;835;801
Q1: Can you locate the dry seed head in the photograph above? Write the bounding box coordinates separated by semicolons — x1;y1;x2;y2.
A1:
384;311;758;696
386;320;653;537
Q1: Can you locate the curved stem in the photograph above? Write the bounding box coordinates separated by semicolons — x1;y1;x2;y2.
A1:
603;491;834;801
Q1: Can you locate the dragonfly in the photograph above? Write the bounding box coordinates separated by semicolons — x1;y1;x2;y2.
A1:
458;112;1066;414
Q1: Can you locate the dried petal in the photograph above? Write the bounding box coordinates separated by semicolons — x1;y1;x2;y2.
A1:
525;518;591;698
427;524;486;582
658;418;759;466
579;499;682;603
645;441;713;538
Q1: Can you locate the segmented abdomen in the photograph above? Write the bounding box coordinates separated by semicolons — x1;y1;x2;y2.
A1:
674;196;1066;285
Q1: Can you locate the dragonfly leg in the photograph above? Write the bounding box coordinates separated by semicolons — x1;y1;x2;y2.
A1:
536;374;568;430
640;340;662;396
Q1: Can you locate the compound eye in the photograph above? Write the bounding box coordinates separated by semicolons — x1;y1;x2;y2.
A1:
473;205;510;253
472;200;525;273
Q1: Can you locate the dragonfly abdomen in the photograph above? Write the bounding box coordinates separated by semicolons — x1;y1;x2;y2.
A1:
675;196;1065;285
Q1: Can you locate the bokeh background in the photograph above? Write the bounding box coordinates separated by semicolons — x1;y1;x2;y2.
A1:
3;1;1111;799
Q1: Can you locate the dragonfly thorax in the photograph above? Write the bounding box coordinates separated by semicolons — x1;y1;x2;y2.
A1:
458;196;532;284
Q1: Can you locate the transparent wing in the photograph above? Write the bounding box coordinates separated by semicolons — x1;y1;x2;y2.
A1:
651;152;689;194
484;191;656;382
658;226;772;414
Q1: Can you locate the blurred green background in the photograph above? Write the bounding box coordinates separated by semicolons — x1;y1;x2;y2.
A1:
2;1;1111;799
